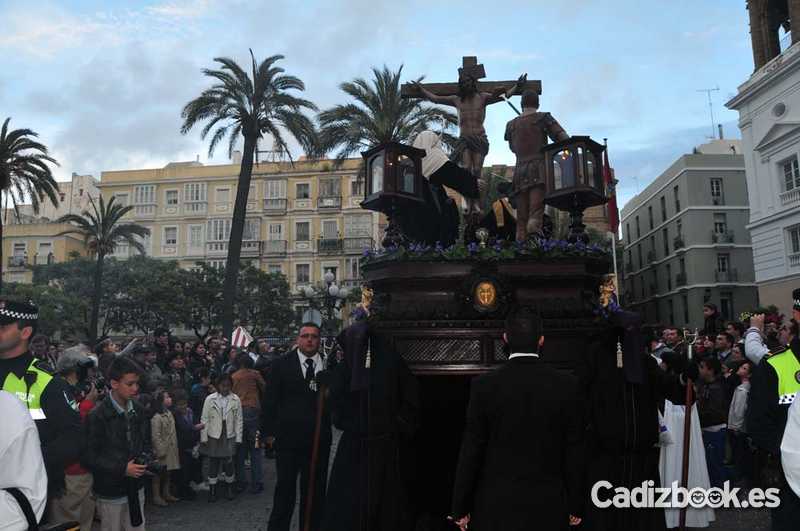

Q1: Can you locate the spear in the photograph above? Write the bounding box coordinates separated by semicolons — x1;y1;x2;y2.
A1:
679;328;699;531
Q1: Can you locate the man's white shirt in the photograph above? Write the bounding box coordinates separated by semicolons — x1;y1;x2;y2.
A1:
296;350;323;377
509;352;540;359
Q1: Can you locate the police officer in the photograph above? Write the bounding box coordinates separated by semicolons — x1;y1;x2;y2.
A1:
747;288;800;530
0;299;82;502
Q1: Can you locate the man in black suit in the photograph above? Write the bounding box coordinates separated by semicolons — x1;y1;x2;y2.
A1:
450;307;585;531
264;323;332;531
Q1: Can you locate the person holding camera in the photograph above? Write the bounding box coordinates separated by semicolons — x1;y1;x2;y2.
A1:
0;300;83;511
46;345;101;530
85;356;152;531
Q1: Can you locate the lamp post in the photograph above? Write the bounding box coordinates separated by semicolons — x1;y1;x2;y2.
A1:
298;271;349;337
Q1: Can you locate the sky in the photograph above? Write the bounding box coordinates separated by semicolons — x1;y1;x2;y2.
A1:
0;0;758;210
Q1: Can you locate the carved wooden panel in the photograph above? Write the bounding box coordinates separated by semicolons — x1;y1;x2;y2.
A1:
396;338;482;363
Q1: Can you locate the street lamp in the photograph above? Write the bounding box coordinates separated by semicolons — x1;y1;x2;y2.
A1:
300;272;348;336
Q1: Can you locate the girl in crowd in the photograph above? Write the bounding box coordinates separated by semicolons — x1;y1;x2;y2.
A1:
200;373;243;502
151;389;181;506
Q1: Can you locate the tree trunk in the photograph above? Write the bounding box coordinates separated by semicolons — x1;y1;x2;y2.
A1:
221;134;257;340
90;252;105;344
0;206;4;294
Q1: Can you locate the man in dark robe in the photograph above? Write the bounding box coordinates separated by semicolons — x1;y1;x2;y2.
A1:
321;318;420;531
583;309;691;531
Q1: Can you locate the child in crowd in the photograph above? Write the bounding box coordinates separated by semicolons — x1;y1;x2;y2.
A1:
150;389;181;506
200;373;243;502
728;360;754;488
172;389;204;500
191;368;213;415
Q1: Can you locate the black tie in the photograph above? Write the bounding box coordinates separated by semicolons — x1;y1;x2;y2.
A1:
305;358;315;385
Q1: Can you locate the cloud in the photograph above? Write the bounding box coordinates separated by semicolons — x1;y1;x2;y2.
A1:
145;0;216;19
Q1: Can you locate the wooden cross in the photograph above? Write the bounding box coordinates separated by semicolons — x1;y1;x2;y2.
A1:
400;55;541;99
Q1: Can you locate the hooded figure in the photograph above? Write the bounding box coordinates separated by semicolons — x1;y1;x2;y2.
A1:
322;320;420;531
413;131;479;200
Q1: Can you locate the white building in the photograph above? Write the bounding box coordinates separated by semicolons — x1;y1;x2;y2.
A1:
727;34;800;319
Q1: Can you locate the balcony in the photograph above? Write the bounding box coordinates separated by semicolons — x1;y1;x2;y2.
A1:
263;198;287;215
646;250;657;264
789;252;800;268
317;196;342;210
206;240;262;256
780;187;800;207
133;204;156;218
673;235;685;250
715;269;738;283
183;202;207;216
624;262;633;273
711;230;735;244
318;238;343;253
344;237;374;254
33;253;55;265
263;240;287;256
676;272;687;287
341;278;361;289
7;256;27;268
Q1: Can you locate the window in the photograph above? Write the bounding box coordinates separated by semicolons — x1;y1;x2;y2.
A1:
208;260;225;270
166;190;179;205
296;183;310;199
627;249;632;268
189;225;203;248
267;264;282;275
164;227;178;245
667;299;675;325
790;225;800;255
682;295;689;324
717;253;730;272
12;243;26;257
662;228;669;256
783;157;800;191
626;223;631;243
319;178;340;197
268;223;284;240
216;187;231;202
345;214;372;237
648;206;654;230
114;193;129;207
673;186;680;212
243;218;260;241
676;218;683;236
679;257;686;274
185;183;207;202
637;245;643;270
666;264;672;291
650;235;656;258
660;196;667;221
322;220;338;239
296;221;310;241
78;188;84;196
713;213;727;234
265;180;287;199
59;192;66;202
635;216;641;239
296;264;310;284
710;178;724;204
351;177;364;197
345;257;360;280
133;185;155;205
207;219;231;241
720;292;733;321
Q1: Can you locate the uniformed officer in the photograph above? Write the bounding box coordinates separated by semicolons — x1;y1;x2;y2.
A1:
747;288;800;530
0;299;82;501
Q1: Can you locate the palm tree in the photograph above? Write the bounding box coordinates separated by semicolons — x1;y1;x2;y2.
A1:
0;117;60;291
181;50;317;339
56;195;150;343
317;65;457;163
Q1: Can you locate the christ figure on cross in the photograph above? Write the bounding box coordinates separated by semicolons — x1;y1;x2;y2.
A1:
411;58;527;213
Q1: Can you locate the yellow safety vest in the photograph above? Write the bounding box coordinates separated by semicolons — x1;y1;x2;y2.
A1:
1;358;53;420
766;347;800;406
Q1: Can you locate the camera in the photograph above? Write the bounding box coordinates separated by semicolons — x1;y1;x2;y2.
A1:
76;358;107;396
134;451;165;476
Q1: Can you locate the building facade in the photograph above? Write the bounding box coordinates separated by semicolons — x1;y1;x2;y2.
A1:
96;158;380;314
726;27;800;320
620;140;758;328
2;222;89;284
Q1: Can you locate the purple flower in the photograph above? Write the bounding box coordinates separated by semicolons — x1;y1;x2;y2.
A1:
362;249;372;258
467;242;479;254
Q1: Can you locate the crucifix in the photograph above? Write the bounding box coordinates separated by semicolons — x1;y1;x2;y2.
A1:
401;56;541;213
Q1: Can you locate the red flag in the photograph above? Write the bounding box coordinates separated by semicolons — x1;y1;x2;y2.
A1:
603;143;619;234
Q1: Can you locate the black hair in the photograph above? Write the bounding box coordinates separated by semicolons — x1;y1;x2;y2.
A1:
299;322;321;334
197;367;210;380
30;333;48;345
521;90;539;109
172;388;189;404
700;355;722;376
725;321;745;335
717;332;735;346
18;319;38;338
153;388;169;414
236;352;254;369
215;372;233;388
108;356;143;382
504;307;542;354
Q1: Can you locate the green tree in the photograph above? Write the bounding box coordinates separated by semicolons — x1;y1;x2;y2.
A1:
181;51;317;339
0;117;60;290
177;263;225;339
236;265;293;337
1;281;88;343
317;65;457;164
56;196;150;343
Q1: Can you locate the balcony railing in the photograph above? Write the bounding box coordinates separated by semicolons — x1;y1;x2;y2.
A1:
647;250;657;264
263;198;287;214
341;278;362;289
317;196;342;209
715;269;738;283
318;238;343;253
789;252;800;268
649;284;658;296
344;237;374;254
8;256;27;267
263;240;287;255
780;187;800;207
206;240;261;256
712;230;735;244
676;272;687;287
133;204;156;217
184;202;207;215
33;254;55;265
673;235;685;249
